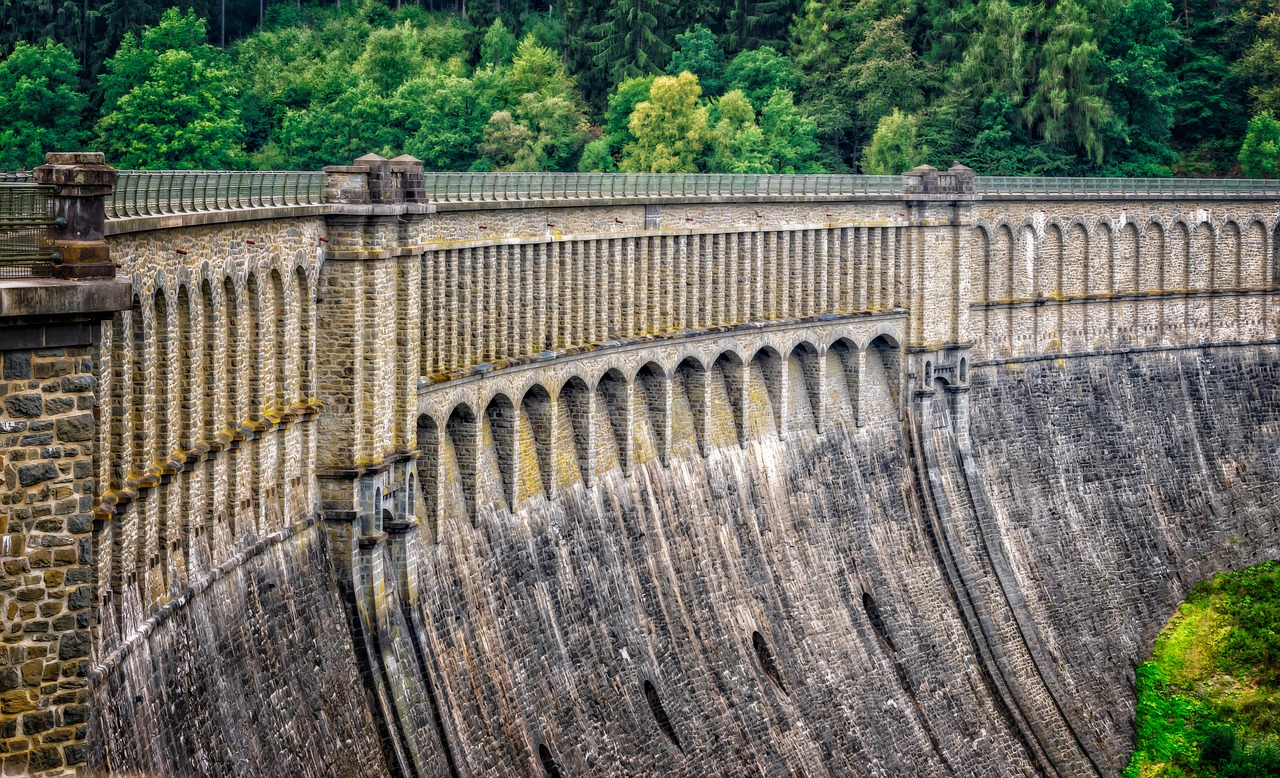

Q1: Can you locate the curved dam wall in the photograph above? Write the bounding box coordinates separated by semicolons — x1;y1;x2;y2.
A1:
8;159;1280;775
86;342;1280;776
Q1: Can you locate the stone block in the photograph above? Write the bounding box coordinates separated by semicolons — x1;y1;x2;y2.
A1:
3;394;42;419
55;414;93;443
2;353;30;381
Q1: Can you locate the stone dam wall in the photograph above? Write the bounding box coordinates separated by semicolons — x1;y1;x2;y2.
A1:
3;158;1280;775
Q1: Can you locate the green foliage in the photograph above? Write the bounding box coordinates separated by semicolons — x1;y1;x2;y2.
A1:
860;108;922;174
1098;0;1180;175
602;75;655;154
707;90;770;172
1125;560;1280;777
668;25;727;96
620;71;710;171
356;23;427;93
480;18;519;66
760;89;822;172
578;137;617;170
1239;113;1280;178
591;0;673;85
96;10;245;169
724;46;796;110
0;41;89;169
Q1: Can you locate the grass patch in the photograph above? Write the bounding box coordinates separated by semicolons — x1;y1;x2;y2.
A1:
1125;561;1280;777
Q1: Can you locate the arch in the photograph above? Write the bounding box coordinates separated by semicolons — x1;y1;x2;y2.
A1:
245;273;262;421
199;280;217;441
786;342;822;433
1244;221;1267;288
827;337;860;427
992;224;1014;301
1220;221;1242;288
1190;222;1213;291
176;286;193;451
1118;223;1139;294
446;403;480;522
521;384;556;499
484;394;518;510
1169;222;1190;291
711;351;746;447
152;290;171;465
634;362;668;465
295;266;313;402
109;311;128;491
748;346;784;439
559;376;594;486
223;278;240;427
1141;222;1165;293
672;356;708;457
130;294;148;478
865;334;901;414
1065;222;1088;297
1090;221;1114;295
1014;224;1035;299
974;226;992;304
1038;224;1063;297
596;368;631;474
270;270;287;409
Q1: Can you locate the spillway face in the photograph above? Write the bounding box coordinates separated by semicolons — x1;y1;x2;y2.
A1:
86;345;1280;776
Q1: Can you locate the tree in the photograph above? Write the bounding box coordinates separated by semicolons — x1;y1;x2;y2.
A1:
399;75;491;171
1239;13;1280;117
0;42;89;170
591;0;673;85
760;89;822;172
707;90;770;172
722;0;798;53
1239;112;1280;178
847;16;930;132
480;18;518;66
1099;0;1181;175
724;46;797;108
668;25;727;96
578;137;618;171
355;23;426;93
621;71;710;172
860;108;923;173
602;75;655;153
96;11;245;169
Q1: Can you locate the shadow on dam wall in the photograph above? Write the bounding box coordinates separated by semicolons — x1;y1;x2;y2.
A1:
89;345;1280;777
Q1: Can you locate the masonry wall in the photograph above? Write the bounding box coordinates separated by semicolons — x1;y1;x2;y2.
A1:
1;335;101;776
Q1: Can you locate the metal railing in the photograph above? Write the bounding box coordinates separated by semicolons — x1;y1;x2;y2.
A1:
0;182;61;278
975;176;1280;197
95;169;1280;221
106;170;326;219
418;172;904;202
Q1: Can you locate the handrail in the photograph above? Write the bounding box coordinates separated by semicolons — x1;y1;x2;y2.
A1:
0;182;61;278
106;170;326;220
97;170;1280;221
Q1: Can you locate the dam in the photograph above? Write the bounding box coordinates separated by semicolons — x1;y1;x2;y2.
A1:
1;154;1279;775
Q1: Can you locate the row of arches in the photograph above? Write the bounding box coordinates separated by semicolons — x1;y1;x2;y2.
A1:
415;334;902;529
974;218;1279;304
100;260;319;635
420;227;905;381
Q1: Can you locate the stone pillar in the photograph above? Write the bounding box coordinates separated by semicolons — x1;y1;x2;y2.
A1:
901;163;979;349
2;153;128;777
32;153;117;279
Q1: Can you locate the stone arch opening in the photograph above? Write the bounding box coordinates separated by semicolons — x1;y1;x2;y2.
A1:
446;404;479;522
634;362;667;465
199;280;217;441
748;347;783;439
223;278;240;426
538;744;562;778
246;273;262;421
559;376;593;487
787;342;822;433
129;294;148;478
484;394;517;510
270;270;286;410
175;286;192;451
152;290;170;465
521;384;556;499
672;357;707;457
827;338;860;426
712;351;745;446
597;368;631;473
865;335;901;415
295;267;312;401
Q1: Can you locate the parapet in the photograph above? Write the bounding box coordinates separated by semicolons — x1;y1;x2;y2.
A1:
324;153;427;206
902;162;977;197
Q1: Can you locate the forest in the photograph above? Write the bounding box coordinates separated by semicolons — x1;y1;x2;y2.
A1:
1;0;1279;175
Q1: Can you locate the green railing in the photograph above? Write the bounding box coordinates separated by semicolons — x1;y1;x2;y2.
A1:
106;170;326;219
0;182;61;278
417;172;904;202
97;170;1280;221
975;176;1280;197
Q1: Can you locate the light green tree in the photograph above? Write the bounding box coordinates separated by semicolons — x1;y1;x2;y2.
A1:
860;108;923;174
0;42;88;169
760;90;823;172
620;71;711;172
707;90;770;172
96;13;245;170
668;25;727;96
480;18;519;66
1239;112;1280;178
355;23;426;94
724;46;797;108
